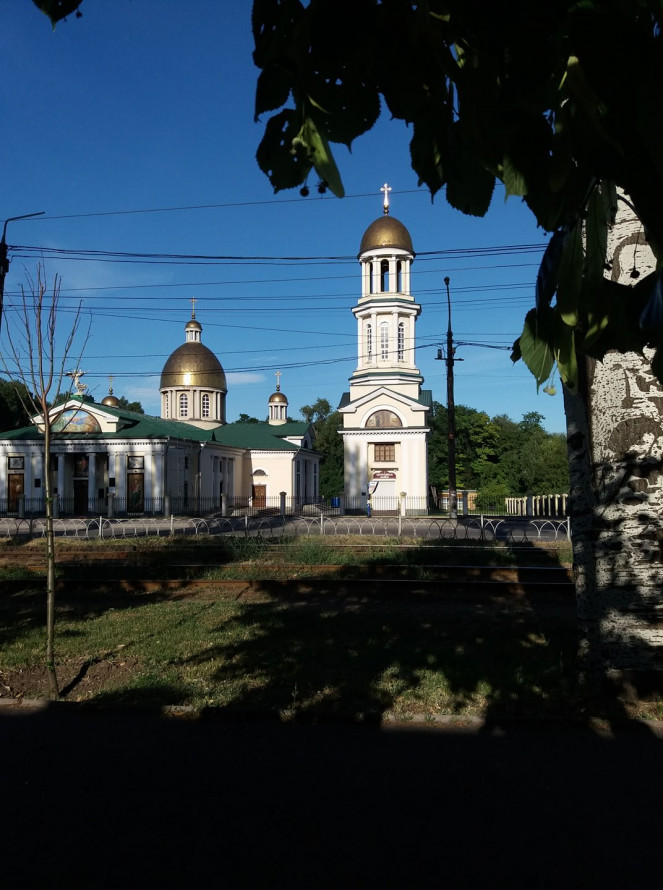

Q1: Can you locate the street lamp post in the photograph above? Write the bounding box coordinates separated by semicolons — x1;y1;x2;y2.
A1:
436;277;461;519
0;212;45;334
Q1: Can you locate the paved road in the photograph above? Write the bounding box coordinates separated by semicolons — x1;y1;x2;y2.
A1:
3;704;661;889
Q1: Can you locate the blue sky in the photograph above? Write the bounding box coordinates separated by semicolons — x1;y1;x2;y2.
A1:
1;0;566;431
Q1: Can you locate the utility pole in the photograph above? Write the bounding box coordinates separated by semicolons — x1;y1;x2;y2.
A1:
436;276;461;519
0;212;45;335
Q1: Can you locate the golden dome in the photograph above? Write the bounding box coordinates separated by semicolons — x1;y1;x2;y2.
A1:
160;343;227;391
359;215;414;255
101;394;120;407
269;391;288;403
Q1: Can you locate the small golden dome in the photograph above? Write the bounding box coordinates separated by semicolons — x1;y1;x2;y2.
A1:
269;391;288;404
160;343;227;391
101;394;120;407
359;215;414;255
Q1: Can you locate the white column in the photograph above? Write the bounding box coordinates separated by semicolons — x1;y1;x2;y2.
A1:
409;313;416;367
357;313;363;368
87;453;96;508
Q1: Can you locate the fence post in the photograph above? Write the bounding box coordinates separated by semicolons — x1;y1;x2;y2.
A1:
164;495;170;517
339;496;345;516
170;514;174;536
320;512;324;533
526;492;534;517
107;492;114;519
566;517;571;541
18;494;25;519
280;491;286;517
245;514;249;536
221;493;227;517
98;516;103;539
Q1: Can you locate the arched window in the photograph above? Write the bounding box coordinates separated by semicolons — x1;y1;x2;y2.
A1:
398;321;405;361
380;259;389;292
202;393;210;418
380;321;389;360
179;393;188;418
366;323;373;361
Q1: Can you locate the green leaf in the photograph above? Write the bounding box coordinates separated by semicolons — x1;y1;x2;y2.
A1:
256;109;311;192
306;67;380;147
255;67;293;120
32;0;82;26
444;123;495;217
516;307;555;390
584;182;612;287
502;156;527;198
553;317;578;394
300;116;345;198
556;224;583;326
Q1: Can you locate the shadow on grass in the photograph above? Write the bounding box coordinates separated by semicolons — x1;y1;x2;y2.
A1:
176;540;581;724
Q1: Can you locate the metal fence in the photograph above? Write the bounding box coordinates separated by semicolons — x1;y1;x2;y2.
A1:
0;491;568;520
0;513;571;544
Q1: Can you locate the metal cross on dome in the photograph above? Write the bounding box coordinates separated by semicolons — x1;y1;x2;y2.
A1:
381;183;392;215
275;369;282;391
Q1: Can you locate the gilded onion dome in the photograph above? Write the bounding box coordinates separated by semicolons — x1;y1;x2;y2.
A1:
160;313;227;392
359;215;414;256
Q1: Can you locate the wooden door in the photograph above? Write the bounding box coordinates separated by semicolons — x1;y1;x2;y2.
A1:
8;474;23;512
252;484;266;510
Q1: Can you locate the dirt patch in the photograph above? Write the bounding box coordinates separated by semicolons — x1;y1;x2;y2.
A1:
0;656;142;703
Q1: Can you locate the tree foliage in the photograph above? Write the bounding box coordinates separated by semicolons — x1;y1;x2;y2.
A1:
252;0;663;390
115;396;144;414
300;397;343;495
0;378;32;430
429;403;569;499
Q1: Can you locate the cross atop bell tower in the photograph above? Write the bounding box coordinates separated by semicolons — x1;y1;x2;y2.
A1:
380;182;392;215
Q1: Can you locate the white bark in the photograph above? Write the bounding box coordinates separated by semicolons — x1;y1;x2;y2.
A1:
566;199;663;673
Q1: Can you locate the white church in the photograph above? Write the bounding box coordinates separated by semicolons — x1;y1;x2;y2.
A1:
0;310;320;516
0;188;430;516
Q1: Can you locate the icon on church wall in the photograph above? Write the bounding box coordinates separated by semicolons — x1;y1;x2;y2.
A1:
52;409;102;434
365;410;402;429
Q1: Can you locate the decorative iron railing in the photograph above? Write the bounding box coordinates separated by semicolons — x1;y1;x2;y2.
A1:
0;513;571;543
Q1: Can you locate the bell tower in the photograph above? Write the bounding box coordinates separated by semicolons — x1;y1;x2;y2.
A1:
338;186;431;509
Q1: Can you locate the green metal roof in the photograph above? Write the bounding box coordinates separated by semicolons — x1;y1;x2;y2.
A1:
215;421;312;451
0;400;314;452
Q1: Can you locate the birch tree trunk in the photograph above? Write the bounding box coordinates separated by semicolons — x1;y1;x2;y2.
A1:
565;200;663;681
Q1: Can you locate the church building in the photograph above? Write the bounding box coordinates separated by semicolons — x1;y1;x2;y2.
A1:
0;310;320;516
338;187;431;511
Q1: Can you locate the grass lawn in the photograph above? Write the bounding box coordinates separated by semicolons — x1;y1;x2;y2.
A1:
1;535;658;723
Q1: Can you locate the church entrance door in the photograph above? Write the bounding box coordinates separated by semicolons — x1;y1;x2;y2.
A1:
252;484;266;510
8;474;23;512
73;479;88;515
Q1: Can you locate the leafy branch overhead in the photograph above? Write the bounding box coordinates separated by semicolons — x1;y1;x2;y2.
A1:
252;0;663;389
